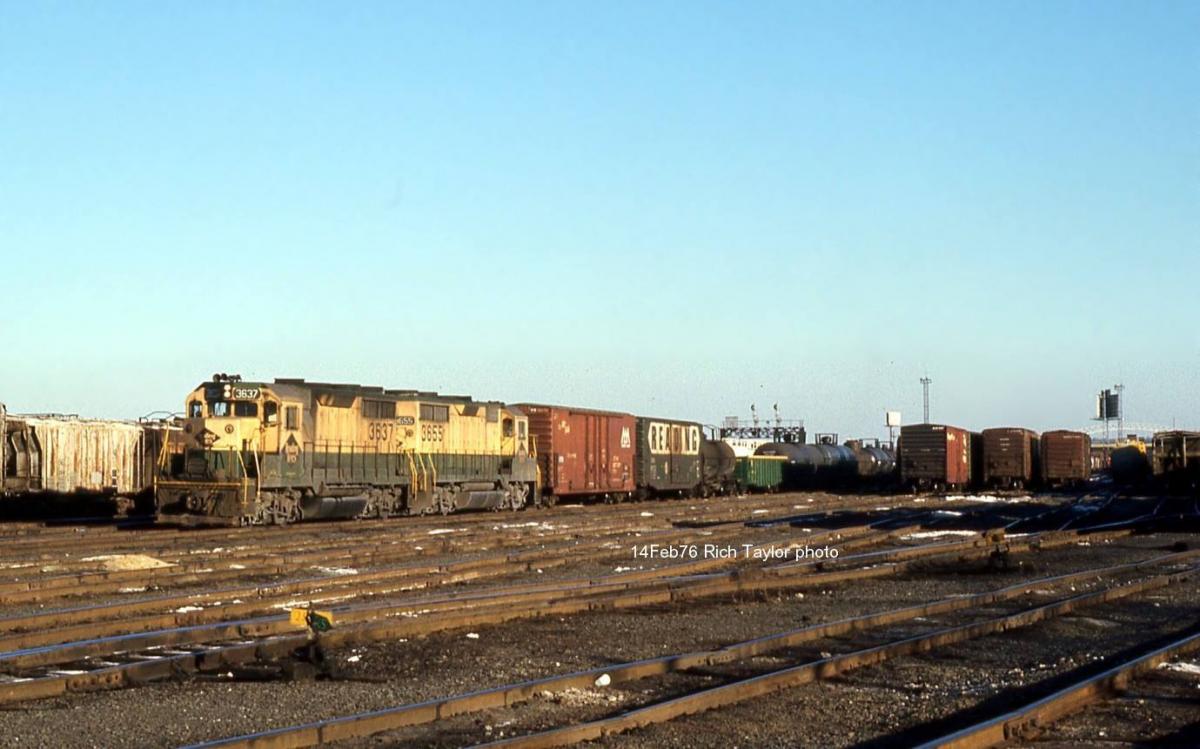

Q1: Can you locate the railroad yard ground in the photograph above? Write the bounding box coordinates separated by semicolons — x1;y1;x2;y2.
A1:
2;490;1199;749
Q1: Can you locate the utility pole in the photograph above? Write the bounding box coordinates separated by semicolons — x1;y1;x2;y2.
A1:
920;375;932;424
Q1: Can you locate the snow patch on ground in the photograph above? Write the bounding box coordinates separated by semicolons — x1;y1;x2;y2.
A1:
1159;661;1200;676
944;494;1030;504
81;554;174;571
902;531;980;540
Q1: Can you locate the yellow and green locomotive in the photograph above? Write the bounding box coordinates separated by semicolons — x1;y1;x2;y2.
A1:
155;375;537;525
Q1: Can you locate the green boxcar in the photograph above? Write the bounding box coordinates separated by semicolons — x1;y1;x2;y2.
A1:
734;455;785;492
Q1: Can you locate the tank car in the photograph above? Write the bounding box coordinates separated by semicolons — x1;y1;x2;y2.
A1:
155;376;537;525
698;437;737;496
1110;443;1151;486
845;439;897;485
755;442;821;488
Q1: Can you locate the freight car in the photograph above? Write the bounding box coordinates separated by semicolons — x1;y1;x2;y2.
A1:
845;439;897;485
699;437;737;496
898;423;976;490
1110;443;1152;486
1;407;175;516
1152;430;1200;493
981;427;1040;489
1039;430;1091;487
733;455;785;492
516;404;636;505
156;376;537;525
634;417;703;498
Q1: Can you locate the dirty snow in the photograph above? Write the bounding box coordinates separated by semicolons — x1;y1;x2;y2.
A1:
81;554;174;571
1158;661;1200;676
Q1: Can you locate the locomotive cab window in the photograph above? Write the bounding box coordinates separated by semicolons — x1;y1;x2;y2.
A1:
189;400;202;418
233;402;258;417
264;401;278;424
285;406;299;430
209;401;230;417
503;418;514;437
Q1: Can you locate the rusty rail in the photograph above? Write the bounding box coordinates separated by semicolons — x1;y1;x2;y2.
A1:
182;552;1200;749
918;630;1200;748
474;566;1196;749
0;528;1018;703
0;526;888;669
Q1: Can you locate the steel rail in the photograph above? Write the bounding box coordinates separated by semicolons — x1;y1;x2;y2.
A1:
0;528;1128;706
0;526;885;665
474;566;1198;749
183;552;1200;749
917;630;1200;748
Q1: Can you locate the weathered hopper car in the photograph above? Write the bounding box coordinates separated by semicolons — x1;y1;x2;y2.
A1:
515;404;636;505
0;406;180;515
981;427;1040;488
634;417;702;497
2;415;145;495
733;455;785;492
156;376;537;525
1152;430;1200;493
898;423;975;490
699;438;737;496
1039;430;1091;487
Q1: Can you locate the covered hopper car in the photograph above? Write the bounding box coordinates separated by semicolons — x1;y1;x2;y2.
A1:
1;405;176;516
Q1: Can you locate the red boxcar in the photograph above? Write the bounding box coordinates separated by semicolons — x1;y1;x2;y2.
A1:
899;423;974;489
515;404;636;504
1040;430;1092;486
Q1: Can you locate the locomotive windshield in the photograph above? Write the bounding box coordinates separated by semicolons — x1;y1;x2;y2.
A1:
206;401;258;418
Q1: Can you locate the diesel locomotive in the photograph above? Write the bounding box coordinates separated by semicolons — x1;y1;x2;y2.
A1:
155;376;537;525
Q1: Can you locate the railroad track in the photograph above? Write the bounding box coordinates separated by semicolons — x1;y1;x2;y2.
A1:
181;549;1200;748
0;525;1053;706
0;520;866;650
919;628;1200;748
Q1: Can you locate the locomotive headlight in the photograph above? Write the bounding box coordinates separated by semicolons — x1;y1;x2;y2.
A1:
223;384;232;398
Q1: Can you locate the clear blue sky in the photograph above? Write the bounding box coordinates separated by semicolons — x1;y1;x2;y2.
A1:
1;2;1196;439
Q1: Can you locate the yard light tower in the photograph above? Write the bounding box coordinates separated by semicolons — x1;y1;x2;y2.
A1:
920;375;932;424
